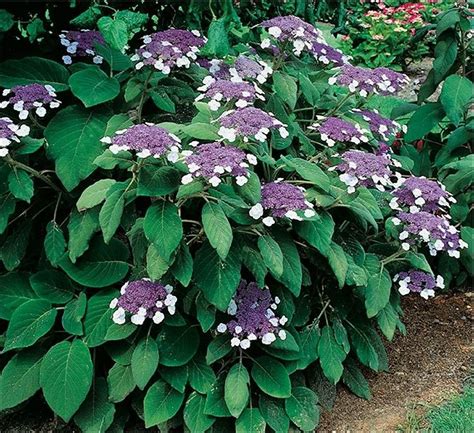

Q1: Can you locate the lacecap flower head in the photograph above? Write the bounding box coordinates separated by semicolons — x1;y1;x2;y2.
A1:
392;211;468;258
1;84;61;119
353;109;402;141
311;41;348;66
110;279;177;325
100;123;181;162
394;270;444;300
59;30;105;65
309;116;370;147
249;180;315;226
216;280;288;349
0;117;30;157
218;107;288;143
230;55;273;84
195;77;264;111
390;176;455;214
131;29;205;73
181;141;257;187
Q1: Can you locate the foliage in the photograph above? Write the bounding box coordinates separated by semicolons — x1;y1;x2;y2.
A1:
0;2;470;432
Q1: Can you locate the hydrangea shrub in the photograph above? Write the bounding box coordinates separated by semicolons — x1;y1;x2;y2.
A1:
0;9;470;433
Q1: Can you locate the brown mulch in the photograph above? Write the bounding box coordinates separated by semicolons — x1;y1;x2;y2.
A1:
318;293;473;432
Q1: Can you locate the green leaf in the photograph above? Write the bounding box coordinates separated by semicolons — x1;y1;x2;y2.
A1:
206;335;232;365
144;201;182;262
189;357;216;394
203;18;230;57
273;72;298;109
40;340;93;422
285;387;319;432
157;325;200;367
236;409;266;433
0;272;37;320
295;212;334;256
184;392;216;433
225;363;250;418
105;322;136;342
60;237;129;288
318;326;346;384
259;395;290;433
376;302;399;341
0;9;14;32
74;377;115;433
196;293;215;332
440;75;473;126
194;242;241;311
405;102;445;142
144;380;185;428
62;292;87;336
8;169;34;202
95;43;132;72
137;166;180;197
30;270;74;304
107;363;135;403
44;222;66;266
4;299;57;351
171;243;193;287
342;359;371;400
0;347;45;409
251;356;291;398
68;208;100;263
0;193;16;235
296;326;320;370
99;183;126;243
202;202;233;260
362;267;392;318
131;336;159;390
150;90;176;113
182;122;220;140
97;16;128;51
45;105;108;191
76;179;116;211
160;365;188;393
348;325;383;371
0;57;69;91
272;232;302;296
204;377;231;417
83;290;115;347
326;242;348;288
258;235;283;277
1;221;31;271
146;243;170;281
282;157;329;191
69;67;120;107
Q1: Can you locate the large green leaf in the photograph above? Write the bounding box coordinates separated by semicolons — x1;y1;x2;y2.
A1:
284;387;319;432
44;222;66;266
60;237;129;288
271;232;302;296
0;57;69;90
99;183;127;243
295;212;334;256
202;202;233;260
282;157;329;191
137;166;180;197
97;16;128;51
362;266;392;318
83;290;115;347
405;102;445;142
68;208;100;263
8;169;34;202
193;242;241;311
45;106;109;191
131;336;159;390
62;292;87;336
273;72;298;110
40;340;93;422
76;179;116;211
342;359;371;400
107;363;135;403
327;242;348;288
206;335;232;365
258;235;283;277
30;270;75;304
0;272;37;320
236;408;266;433
144;380;185;427
204;377;231;418
4;299;57;351
440;75;473;126
157;325;200;367
189;357;216;394
69;67;120;107
251;356;291;398
225;363;250;418
184;392;215;433
259;395;290;433
318;326;346;384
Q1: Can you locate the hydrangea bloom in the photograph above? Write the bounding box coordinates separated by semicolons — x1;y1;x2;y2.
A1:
311;41;348;66
328;64;409;96
394;270;444;300
181;142;257;187
195;77;264;111
59;30;105;65
332;150;394;193
249;180;315;226
309;116;370;147
100;123;181;161
353;109;401;141
392;211;468;257
1;84;61;119
390;176;455;214
131;29;205;73
216;280;288;349
218;107;288;143
196;58;231;79
0;117;30;157
260;15;326;56
229;55;273;83
110;279;177;325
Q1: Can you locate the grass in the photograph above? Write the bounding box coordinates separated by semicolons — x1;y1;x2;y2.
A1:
398;386;474;433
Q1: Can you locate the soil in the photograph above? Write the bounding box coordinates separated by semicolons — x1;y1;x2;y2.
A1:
318;293;473;433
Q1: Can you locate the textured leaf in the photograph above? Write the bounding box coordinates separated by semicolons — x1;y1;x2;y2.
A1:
259;395;290;433
30;270;75;304
144;380;185;427
318;326;346;384
69;67;120;107
0;272;37;320
236;408;266;433
62;292;87;336
225;363;250;418
76;179;116;211
440;75;473;126
8;169;34;202
68;208;100;263
251;356;291;398
284;387;319;431
44;222;66;266
184;392;215;433
83;290;115;347
157;325;200;367
202;202;233;260
107;363;135;403
131;336;159;390
258;235;283;277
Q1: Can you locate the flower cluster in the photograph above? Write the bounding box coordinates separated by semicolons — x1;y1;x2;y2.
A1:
309;116;370;147
250;181;315;226
100;123;181;161
390;176;456;214
230;55;273;84
394;270;444;300
328;64;409;96
110;279;177;325
59;30;105;65
353;109;401;141
216;280;287;349
195;77;264;111
0;117;30;157
218;107;288;142
311;42;348;66
332;150;394;193
1;84;61;119
392;211;468;257
131;29;205;73
181;142;257;187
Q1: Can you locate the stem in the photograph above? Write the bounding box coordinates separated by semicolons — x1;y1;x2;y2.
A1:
381;249;405;265
7;157;63;193
326;92;353;116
